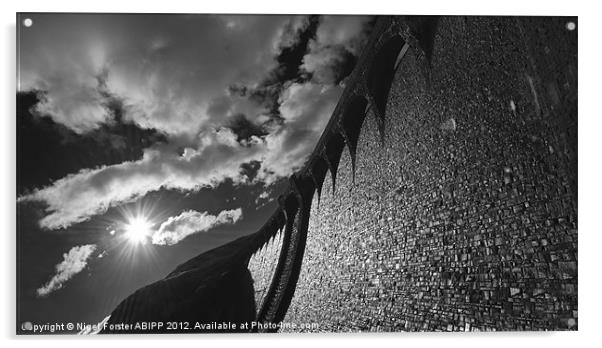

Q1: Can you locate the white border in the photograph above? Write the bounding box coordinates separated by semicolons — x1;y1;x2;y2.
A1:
2;1;598;348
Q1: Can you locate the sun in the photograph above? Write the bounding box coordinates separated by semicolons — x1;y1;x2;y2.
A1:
124;216;152;245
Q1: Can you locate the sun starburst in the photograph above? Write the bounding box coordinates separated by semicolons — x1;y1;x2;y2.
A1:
124;216;152;245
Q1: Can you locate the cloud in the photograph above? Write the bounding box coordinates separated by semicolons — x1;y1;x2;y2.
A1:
19;14;308;136
314;16;373;54
301;16;374;84
37;244;97;297
19;129;264;229
32;73;110;134
255;191;271;204
259;82;342;180
152;208;243;246
254;190;274;210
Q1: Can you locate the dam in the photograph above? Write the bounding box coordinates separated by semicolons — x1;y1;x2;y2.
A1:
105;15;578;333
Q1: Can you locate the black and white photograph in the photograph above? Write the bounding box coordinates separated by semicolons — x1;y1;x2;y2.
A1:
12;6;583;338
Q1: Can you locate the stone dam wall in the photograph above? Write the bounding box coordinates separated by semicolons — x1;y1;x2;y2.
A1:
247;15;577;332
103;15;578;333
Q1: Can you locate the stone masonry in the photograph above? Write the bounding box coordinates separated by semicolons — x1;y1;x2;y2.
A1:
248;15;577;332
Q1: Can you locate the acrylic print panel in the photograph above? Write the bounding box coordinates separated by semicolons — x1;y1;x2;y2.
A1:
16;13;578;334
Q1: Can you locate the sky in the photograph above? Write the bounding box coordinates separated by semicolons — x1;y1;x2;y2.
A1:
16;13;375;326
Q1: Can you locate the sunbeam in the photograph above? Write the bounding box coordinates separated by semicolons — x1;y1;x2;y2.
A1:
124;216;152;245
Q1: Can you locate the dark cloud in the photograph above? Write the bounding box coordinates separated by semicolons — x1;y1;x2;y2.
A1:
271;15;320;83
226;114;269;143
240;160;262;182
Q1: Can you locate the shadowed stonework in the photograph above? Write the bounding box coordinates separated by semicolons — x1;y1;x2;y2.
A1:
106;15;577;333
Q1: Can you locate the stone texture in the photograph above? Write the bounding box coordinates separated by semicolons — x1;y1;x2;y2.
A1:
266;16;576;332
